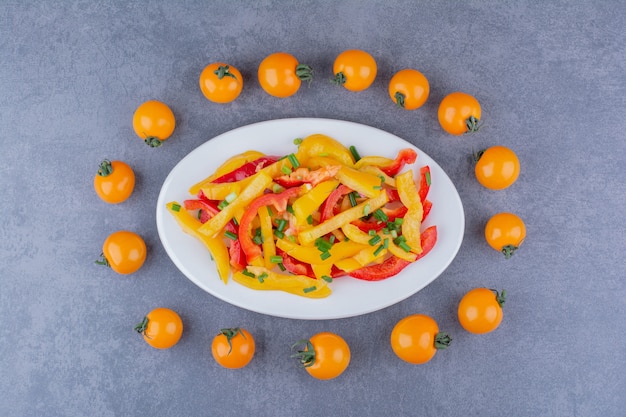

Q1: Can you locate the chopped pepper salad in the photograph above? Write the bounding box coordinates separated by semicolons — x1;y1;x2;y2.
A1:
166;134;436;298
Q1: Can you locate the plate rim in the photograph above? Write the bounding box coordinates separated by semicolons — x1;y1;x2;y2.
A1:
156;117;465;320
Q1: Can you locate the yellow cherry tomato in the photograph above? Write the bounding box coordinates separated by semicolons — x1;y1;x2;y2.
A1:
199;62;243;103
135;307;183;349
258;52;313;98
485;212;526;258
332;49;377;92
93;159;135;204
211;327;255;369
388;68;430;110
390;314;451;364
458;288;506;334
474;146;520;190
292;332;351;380
132;100;176;147
438;92;482;135
97;230;146;274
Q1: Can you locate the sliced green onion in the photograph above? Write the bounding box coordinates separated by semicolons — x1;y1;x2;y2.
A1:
398;242;412;252
224;231;238;241
363;204;371;216
278;263;286;271
349;145;361;162
348;192;358;207
224;192;237;203
293;138;303;145
368;229;376;236
303;286;317;293
373;185;383;190
320;251;331;260
374;209;389;222
217;200;229;210
281;166;292;175
242;269;256;278
306;215;314;225
272;183;285;193
287;234;297;243
382;238;389;249
266;206;273;217
286;205;295;215
270;255;283;264
329;235;336;244
232;217;239;226
274;229;285;239
373;244;385;256
315;238;332;252
257;272;268;283
322;275;333;283
368;235;382;246
379;175;386;183
197;210;203;220
171;203;181;212
394;217;404;225
426;170;431;186
277;219;288;232
391;230;398;239
287;153;300;169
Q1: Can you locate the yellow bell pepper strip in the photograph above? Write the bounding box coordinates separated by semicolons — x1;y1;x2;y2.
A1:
258;206;276;269
357;165;396;188
395;171;423;254
334;258;363;273
189;150;266;195
276;238;368;265
353;246;388;266
232;266;331;299
354;148;417;177
311;263;333;280
292;179;340;226
166;202;231;283
298;190;389;245
304;156;348;171
342;223;416;262
335;165;383;198
296;134;355;167
198;171;273;238
238;186;305;265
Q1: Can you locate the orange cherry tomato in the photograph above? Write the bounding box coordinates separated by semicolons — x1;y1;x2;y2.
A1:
258;52;313;98
199;62;243;103
388;68;430;110
292;332;350;380
474;146;520;190
390;314;451;364
97;230;146;274
132;100;176;147
485;212;526;258
437;92;482;135
458;288;506;334
135;307;183;349
211;327;255;369
332;49;377;92
93;159;135;204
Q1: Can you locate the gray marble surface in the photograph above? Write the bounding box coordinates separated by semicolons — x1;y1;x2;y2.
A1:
1;1;625;416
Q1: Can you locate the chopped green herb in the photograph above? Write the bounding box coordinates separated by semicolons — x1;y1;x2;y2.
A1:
349;145;361;162
277;219;288;232
232;217;239;226
398;242;412;252
322;275;333;283
217;200;229;210
373;185;383;190
224;231;238;241
171;203;181;212
270;255;283;264
306;215;314;225
272;184;285;193
363;204;371;216
394;217;404;225
242;269;256;278
274;229;285;239
368;229;376;236
287;153;300;168
426;170;431;186
278;263;286;271
374;209;389;222
281;166;292;175
303;286;317;293
224;192;237;203
257;272;268;283
293;138;303;145
368;235;382;246
320;251;331;260
373;244;385;256
348;192;358;207
286;205;295;215
382;238;389;249
266;206;273;217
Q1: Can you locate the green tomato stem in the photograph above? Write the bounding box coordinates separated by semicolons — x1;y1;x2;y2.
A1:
465;116;482;134
434;332;452;350
394;92;406;108
97;160;113;177
331;72;347;86
144;136;163;148
214;65;237;80
290;339;316;367
501;244;518;259
295;64;314;85
490;289;507;307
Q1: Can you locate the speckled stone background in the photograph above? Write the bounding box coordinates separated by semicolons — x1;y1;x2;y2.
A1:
1;1;625;416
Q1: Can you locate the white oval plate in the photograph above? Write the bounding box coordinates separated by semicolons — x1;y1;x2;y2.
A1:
156;118;464;320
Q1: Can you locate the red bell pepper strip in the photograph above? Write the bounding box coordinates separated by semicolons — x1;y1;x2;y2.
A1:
278;248;315;277
348;225;437;281
351;204;409;232
274;165;341;188
418;165;431;202
379;148;418;177
319;184;352;222
238;186;303;264
422;199;432;222
212;156;279;184
184;198;247;271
